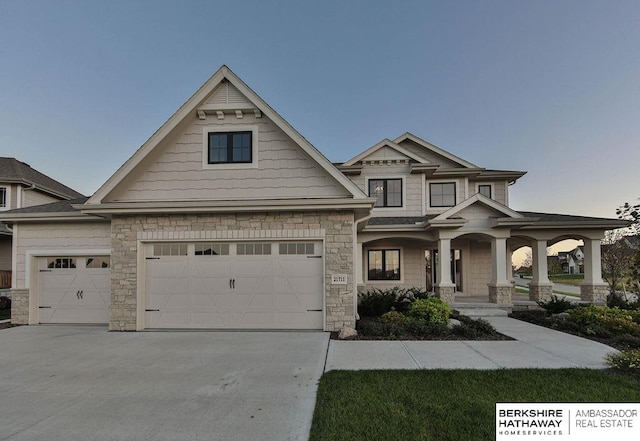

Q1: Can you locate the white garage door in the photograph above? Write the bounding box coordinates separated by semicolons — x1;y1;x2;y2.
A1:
38;256;110;324
145;241;324;329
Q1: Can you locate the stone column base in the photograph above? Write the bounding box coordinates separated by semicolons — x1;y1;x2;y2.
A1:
528;283;554;302
580;283;608;303
489;284;512;304
10;288;29;325
435;284;456;304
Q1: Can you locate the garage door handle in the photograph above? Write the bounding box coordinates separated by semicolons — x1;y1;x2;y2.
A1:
307;255;322;259
39;269;52;272
307;309;322;312
77;290;84;300
39;306;52;309
229;279;236;289
145;309;160;312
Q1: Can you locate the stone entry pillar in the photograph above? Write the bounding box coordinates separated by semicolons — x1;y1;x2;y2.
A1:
580;238;608;303
435;237;456;304
529;239;553;302
489;237;512;304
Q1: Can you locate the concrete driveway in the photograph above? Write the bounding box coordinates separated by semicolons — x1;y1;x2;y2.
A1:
0;326;329;441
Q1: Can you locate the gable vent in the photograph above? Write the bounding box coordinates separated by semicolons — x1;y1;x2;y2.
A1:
207;81;252;106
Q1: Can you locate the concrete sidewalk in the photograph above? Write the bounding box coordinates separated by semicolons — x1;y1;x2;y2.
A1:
325;317;617;371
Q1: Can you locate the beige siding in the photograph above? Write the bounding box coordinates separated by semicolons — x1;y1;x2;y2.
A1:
469;180;509;206
14;222;111;287
23;190;60;208
349;163;424;216
106;113;351;202
468;242;491;296
361;239;425;291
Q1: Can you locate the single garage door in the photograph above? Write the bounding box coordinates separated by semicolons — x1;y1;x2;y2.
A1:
38;256;110;324
145;241;324;329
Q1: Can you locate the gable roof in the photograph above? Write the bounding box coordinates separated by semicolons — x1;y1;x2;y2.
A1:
394;133;478;169
342;138;429;166
87;65;366;205
433;193;525;221
0;158;84;199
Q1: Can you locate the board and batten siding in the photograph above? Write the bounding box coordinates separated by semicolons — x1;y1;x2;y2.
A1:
14;222;111;287
105;113;351;202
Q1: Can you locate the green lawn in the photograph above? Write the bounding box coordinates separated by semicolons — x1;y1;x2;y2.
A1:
549;274;584;285
309;369;640;441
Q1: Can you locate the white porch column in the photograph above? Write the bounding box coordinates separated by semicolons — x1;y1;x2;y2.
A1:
580;238;608;302
529;239;553;302
489;237;512;304
435;237;455;304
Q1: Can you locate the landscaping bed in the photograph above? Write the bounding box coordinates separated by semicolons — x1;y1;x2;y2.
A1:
510;294;640;351
341;287;511;341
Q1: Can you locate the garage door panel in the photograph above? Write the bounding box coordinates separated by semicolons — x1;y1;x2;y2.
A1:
145;241;323;330
39;257;110;324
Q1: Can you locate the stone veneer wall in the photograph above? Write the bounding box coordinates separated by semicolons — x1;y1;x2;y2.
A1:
10;288;29;325
110;211;355;331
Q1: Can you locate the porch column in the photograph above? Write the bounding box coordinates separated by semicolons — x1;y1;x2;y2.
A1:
529;239;553;302
489;237;512;304
435;237;455;304
506;242;515;298
580;238;608;303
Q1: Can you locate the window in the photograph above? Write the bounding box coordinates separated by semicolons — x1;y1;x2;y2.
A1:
237;243;271;255
478;184;492;198
153;243;188;256
195;243;229;256
47;257;76;269
369;179;402;207
0;187;6;208
279;242;315;255
208;131;252;164
368;249;400;281
430;182;456;207
86;256;110;268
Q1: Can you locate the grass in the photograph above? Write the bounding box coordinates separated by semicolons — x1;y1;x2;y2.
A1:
309;369;640;441
549;274;584;286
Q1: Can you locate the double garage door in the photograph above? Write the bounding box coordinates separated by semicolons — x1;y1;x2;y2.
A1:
38;256;111;324
144;241;324;330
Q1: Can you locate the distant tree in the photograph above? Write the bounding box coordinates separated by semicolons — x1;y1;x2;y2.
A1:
601;229;635;294
547;254;564;275
617;200;640;291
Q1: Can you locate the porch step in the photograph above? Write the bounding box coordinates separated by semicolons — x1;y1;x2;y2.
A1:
453;304;511;317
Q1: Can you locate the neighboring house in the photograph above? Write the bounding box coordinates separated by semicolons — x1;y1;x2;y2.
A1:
0;158;84;288
1;66;627;331
557;246;584;274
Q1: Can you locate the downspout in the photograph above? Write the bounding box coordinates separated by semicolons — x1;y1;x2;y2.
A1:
353;210;372;322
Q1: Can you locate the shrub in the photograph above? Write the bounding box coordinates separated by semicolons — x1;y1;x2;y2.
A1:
0;296;10;310
568;306;640;337
610;334;640;350
537;295;574;315
607;293;640;311
406;319;448;337
457;316;497;336
380;310;408;325
358;288;397;316
407;297;451;325
358;287;436;316
606;349;640;375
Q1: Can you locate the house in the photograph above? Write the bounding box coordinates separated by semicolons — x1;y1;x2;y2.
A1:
1;66;628;331
557;246;584;274
0;158;84;288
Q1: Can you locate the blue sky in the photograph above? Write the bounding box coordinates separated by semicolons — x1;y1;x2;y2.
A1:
1;0;639;222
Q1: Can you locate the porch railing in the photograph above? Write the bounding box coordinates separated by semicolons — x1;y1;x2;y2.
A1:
0;270;11;289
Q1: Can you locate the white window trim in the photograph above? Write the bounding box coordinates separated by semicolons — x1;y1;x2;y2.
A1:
476;183;494;199
202;125;259;170
427;179;459;211
365;246;404;284
364;175;406;211
0;186;9;211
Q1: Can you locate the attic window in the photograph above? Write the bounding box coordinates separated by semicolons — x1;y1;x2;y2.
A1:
208;131;252;164
430;182;456;207
478;184;492;198
0;187;6;208
202;125;258;169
